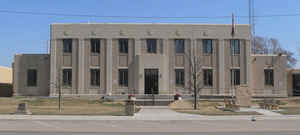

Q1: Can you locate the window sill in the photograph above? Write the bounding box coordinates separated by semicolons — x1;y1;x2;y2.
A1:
91;53;100;56
203;53;213;56
63;53;72;56
90;86;101;89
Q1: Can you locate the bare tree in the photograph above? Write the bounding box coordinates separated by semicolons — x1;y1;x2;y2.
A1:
252;36;297;68
50;68;62;112
185;50;204;110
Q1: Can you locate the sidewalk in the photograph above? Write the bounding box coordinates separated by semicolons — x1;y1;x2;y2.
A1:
0;106;299;121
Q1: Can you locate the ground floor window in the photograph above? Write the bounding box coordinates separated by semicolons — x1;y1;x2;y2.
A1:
264;69;274;86
203;69;213;87
119;69;128;87
175;69;184;86
90;69;100;87
63;69;72;86
27;69;37;86
231;69;240;85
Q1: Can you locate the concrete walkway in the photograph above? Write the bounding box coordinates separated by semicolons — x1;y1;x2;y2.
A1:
240;107;282;116
134;106;204;120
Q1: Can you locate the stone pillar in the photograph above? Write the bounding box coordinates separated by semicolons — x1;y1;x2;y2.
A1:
50;39;57;96
134;39;143;94
218;39;226;95
78;39;85;94
125;100;136;116
106;38;113;95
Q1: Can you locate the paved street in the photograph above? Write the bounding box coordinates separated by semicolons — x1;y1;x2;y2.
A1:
0;131;299;135
0;119;299;133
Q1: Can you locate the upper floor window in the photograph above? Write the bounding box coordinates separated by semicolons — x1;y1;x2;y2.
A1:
91;39;100;54
203;39;213;54
203;69;213;87
264;69;274;86
146;39;157;53
90;69;100;87
119;39;128;53
175;69;185;86
230;39;240;55
63;39;72;53
119;69;128;87
27;69;37;87
231;69;240;85
63;69;72;86
175;39;185;54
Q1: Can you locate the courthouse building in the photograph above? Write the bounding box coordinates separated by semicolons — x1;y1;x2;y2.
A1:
13;23;290;98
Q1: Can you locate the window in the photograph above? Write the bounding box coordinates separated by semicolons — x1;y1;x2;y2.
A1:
91;39;100;53
27;69;37;86
119;39;128;53
230;39;240;55
175;69;184;86
203;69;213;86
63;69;72;86
90;69;100;86
203;39;213;54
231;69;240;85
63;39;72;53
119;69;128;87
146;39;157;53
175;39;185;53
265;69;274;86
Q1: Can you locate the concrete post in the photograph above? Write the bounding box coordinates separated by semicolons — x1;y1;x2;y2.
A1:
50;39;57;96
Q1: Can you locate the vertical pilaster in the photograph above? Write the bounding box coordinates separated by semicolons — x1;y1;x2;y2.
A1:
218;39;226;95
134;39;143;94
50;39;57;96
106;38;113;95
78;39;85;94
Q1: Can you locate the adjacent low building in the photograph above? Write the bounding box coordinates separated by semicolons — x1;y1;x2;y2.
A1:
0;66;13;97
13;23;291;98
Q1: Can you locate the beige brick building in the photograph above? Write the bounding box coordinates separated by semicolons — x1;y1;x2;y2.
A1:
13;23;290;98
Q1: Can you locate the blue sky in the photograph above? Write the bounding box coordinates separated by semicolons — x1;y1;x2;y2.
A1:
0;0;299;67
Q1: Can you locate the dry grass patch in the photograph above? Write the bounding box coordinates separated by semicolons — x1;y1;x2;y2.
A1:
170;100;259;115
277;99;300;115
0;97;127;115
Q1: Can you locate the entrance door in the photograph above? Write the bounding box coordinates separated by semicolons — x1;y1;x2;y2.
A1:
144;69;159;94
293;74;300;96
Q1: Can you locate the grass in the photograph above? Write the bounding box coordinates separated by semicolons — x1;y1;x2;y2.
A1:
0;97;131;115
169;100;260;116
277;99;300;115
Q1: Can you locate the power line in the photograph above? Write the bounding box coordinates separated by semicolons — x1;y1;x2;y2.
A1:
1;9;300;19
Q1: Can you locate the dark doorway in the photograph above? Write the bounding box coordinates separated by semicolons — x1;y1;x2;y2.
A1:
293;74;300;96
144;69;159;94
